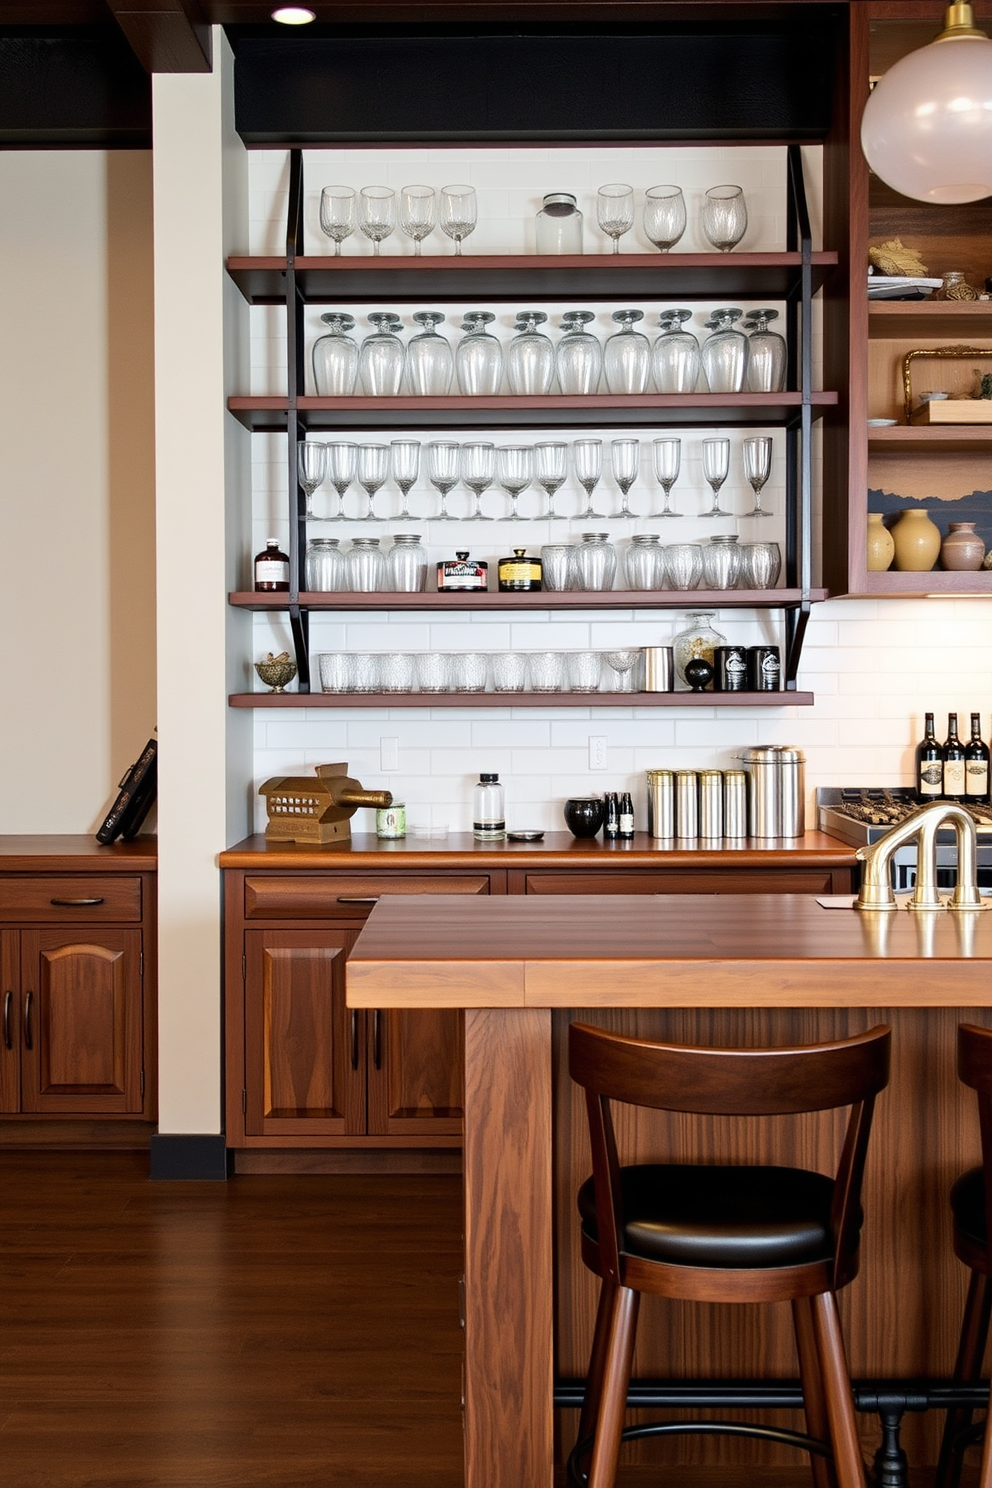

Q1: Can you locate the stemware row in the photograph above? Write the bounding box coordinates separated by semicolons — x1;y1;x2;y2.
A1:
600;183;747;254
320;184;477;256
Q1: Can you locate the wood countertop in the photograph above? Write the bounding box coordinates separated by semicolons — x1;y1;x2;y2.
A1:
347;893;992;1009
0;835;157;871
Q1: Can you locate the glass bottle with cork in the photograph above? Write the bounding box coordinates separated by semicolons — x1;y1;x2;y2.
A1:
943;712;966;802
915;712;943;803
965;713;990;804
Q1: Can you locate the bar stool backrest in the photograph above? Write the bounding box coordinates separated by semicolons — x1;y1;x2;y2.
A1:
958;1023;992;1263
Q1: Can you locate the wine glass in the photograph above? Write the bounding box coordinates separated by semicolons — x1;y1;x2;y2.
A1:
427;440;461;520
390;440;421;522
319;186;355;255
325;441;357;521
573;438;605;520
701;184;747;253
607;439;640;520
461;442;496;520
652;438;682;518
603;649;641;692
534;442;569;520
399;184;436;255
643;184;686;252
297;440;327;521
356;442;389;520
597;183;634;254
495;445;533;521
358;185;395;255
439;185;477;255
700;437;732;518
742;436;774;518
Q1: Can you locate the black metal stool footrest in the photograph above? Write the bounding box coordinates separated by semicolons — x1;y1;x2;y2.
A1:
566;1418;832;1488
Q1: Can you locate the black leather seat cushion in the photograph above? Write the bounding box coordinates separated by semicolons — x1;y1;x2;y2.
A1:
578;1163;843;1269
951;1166;986;1247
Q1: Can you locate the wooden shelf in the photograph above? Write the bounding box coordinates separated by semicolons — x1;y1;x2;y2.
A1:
231;690;813;709
867;425;992;453
850;570;992;598
231;588;825;613
868;300;992;340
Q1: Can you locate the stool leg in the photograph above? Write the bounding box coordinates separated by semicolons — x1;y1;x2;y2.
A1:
936;1269;992;1488
579;1278;618;1450
977;1385;992;1488
587;1285;640;1488
793;1295;839;1488
810;1290;865;1488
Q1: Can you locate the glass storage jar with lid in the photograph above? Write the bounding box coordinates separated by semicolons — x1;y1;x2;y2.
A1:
572;532;617;591
305;537;345;592
312;312;359;396
673;611;728;685
386;533;428;592
535;192;583;254
346;536;386;592
623;533;665;590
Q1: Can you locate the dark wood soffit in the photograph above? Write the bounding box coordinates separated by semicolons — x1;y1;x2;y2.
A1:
104;0;211;71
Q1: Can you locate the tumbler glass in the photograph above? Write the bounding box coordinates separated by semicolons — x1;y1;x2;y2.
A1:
379;653;416;692
492;651;528;692
527;651;564;693
451;652;488;692
541;543;575;592
416;652;452;693
566;651;603;693
318;652;353;693
739;541;782;589
351;653;382;692
664;542;703;591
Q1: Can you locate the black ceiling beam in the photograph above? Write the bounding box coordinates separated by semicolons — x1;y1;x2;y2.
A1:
104;0;211;72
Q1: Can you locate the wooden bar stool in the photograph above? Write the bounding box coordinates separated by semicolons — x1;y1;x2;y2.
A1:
936;1023;992;1488
568;1020;892;1488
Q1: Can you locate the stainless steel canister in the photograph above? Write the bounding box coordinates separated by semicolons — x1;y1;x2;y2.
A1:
698;770;724;839
776;746;806;837
738;746;780;838
723;770;748;839
643;647;674;692
646;769;675;839
675;770;698;840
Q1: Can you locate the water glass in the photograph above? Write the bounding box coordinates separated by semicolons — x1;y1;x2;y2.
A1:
451;652;488;692
379;652;416;692
346;536;386;591
305;537;345;592
527;651;564;693
739;541;782;589
701;534;742;590
541;543;575;592
623;533;665;590
567;651;603;693
351;653;381;692
492;652;528;692
416;652;452;693
665;542;703;590
318;652;353;692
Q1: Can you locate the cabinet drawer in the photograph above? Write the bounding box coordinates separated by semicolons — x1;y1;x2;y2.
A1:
519;869;840;896
244;874;490;920
0;877;142;922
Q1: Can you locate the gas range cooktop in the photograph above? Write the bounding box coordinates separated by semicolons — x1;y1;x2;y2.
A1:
817;787;992;847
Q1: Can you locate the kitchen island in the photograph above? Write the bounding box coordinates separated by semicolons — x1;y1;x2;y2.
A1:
348;893;992;1488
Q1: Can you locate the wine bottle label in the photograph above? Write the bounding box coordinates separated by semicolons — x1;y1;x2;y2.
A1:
966;761;989;795
256;559;289;583
439;559;487;590
919;764;942;795
944;760;966;794
619;812;634;835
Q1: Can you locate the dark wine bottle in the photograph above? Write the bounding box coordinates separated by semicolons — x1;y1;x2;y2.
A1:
915;712;942;803
943;712;966;802
618;792;635;839
603;792;620;840
965;712;990;804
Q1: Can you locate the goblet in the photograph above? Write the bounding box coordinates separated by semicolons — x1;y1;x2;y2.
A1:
573;438;605;520
742;436;774;517
603;648;641;693
297;440;327;521
399;184;436;255
427;440;461;521
389;440;421;522
406;311;452;396
643;184;686;252
495;444;533;522
355;443;390;521
607;439;640;520
652;438;682;518
534;441;569;520
700;437;731;518
324;441;357;522
701;184;747;252
319;186;355;255
439;185;477;255
597;183;634;253
461;442;496;520
358;185;395;255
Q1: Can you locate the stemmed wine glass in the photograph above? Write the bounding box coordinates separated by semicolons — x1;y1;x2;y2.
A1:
643;185;686;252
399;184;437;255
652;438;682;517
358;186;395;255
700;437;732;517
390;440;421;522
297;440;327;521
461;442;496;520
742;436;774;517
603;649;640;692
496;445;533;521
356;442;390;520
439;185;477;255
325;441;357;522
701;184;747;253
319;186;355;255
534;442;569;520
427;440;461;520
597;183;635;253
607;439;640;520
573;439;605;519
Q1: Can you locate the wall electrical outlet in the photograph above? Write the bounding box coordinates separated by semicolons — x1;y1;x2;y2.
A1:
589;736;608;771
380;737;399;772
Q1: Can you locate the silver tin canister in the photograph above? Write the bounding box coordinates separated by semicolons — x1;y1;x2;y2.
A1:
738;746;780;838
646;769;675;839
723;770;749;839
675;770;698;840
643;647;674;692
698;770;724;840
776;746;806;837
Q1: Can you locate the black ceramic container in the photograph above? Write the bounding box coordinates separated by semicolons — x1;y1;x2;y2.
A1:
563;796;606;838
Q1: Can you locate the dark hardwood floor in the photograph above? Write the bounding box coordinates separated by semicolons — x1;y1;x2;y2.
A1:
0;1152;464;1487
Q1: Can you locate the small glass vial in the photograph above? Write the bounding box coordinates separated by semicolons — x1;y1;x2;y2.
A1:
406;311;453;396
387;533;428;593
498;548;543;592
312;312;359;395
743;309;787;393
254;538;290;592
555;311;602;395
507;312;555;395
456;312;504;396
572;532;617;592
535;192;583;254
346;536;386;592
438;551;488;592
701;308;748;393
651;309;700;393
304;537;344;592
473;772;505;841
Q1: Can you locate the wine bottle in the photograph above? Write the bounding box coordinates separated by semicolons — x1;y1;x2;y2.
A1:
965;713;990;804
915;712;942;803
943;712;966;802
603;792;620;840
618;792;635;839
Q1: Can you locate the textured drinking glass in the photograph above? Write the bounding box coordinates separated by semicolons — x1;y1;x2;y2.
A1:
701;437;731;518
739;541;781;589
359;314;405;396
555;311;602;395
355;443;390;521
665;542;703;590
351;652;382;692
416;652;452;693
406;312;452;395
379;652;416;692
701;309;748;393
427;440;461;521
527;651;564;693
319;186;355;255
399;184;436;254
643;184;686;251
573;439;605;520
312;312;359;395
624;533;665;590
456;312;504;395
652;437;682;518
451;652;488;692
507;313;555;395
325;440;357;522
608;439;640;520
386;533;428;592
492;651;528;692
439;184;477;254
744;310;788;393
572;532;616;591
742;436;774;517
652;310;700;394
318;652;353;692
567;651;603;693
701;184;747;252
305;537;344;591
346;536;386;591
604;310;650;395
358;185;395;255
297;440;327;521
540;544;575;592
597;183;635;253
389;440;420;522
495;444;533;521
604;649;641;692
534;441;569;520
701;534;742;590
461;442;496;521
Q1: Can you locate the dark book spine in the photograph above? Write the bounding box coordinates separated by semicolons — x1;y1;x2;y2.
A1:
96;739;157;844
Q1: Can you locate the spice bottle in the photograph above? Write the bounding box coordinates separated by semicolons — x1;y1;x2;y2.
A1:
473;773;505;841
498;549;543;592
254;538;290;592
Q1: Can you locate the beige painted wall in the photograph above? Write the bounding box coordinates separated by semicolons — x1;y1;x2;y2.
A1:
0;151;156;833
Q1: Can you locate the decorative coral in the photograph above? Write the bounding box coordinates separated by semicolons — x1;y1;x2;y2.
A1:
868;238;929;278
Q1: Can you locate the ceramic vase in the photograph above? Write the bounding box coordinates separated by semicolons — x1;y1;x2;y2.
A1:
866;513;895;573
891;508;941;572
940;521;986;572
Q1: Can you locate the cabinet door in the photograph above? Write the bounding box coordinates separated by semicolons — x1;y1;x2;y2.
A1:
0;929;19;1113
243;929;365;1139
516;868;845;895
366;1008;464;1137
19;929;143;1114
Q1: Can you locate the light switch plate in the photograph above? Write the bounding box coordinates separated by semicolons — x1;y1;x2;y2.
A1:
589;736;608;771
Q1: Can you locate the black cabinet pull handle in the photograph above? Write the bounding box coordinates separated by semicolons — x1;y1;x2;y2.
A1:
50;897;104;907
3;991;11;1050
336;896;379;905
373;1009;382;1070
350;1010;359;1071
23;991;33;1051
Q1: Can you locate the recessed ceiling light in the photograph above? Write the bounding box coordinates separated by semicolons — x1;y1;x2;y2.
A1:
272;6;316;22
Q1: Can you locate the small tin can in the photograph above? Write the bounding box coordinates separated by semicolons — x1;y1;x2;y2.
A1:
723;770;748;839
713;645;748;692
646;769;675;838
376;803;406;839
675;770;698;840
698;770;724;839
747;645;781;691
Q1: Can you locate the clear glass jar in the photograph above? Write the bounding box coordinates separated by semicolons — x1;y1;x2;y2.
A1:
312;312;359;396
304;537;344;592
572;532;617;591
701;308;748;393
673;611;728;686
507;312;555;395
555;311;602;395
386;533;428;592
359;313;405;396
603;309;650;395
623;533;665;591
651;309;700;394
406;311;452;396
700;534;741;590
346;536;386;592
743;309;787;393
535;192;583;254
455;312;504;395
473;772;505;841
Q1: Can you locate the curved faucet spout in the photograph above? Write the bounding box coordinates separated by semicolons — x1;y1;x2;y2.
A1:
855;801;986;912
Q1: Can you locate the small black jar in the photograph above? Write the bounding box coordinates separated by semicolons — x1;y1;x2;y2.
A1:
563;796;606;838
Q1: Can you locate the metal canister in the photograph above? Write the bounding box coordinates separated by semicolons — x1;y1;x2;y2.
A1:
698;770;724;839
675;770;698;840
747;645;781;691
738;746;780;838
643;647;674;692
776;746;806;837
723;770;748;839
713;645;748;692
646;769;675;839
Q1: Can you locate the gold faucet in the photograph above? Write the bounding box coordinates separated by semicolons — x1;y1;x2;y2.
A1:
855;800;986;912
